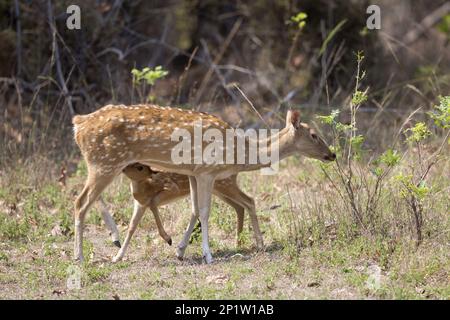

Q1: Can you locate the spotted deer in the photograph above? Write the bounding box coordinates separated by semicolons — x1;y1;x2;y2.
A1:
109;163;261;262
72;104;335;263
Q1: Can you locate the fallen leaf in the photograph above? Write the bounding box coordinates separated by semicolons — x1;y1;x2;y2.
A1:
112;294;120;300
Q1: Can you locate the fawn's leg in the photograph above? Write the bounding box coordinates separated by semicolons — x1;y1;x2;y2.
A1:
239;192;264;250
97;197;121;247
112;200;146;262
149;198;172;246
219;196;245;247
176;176;199;259
195;175;215;264
215;184;264;249
74;169;115;262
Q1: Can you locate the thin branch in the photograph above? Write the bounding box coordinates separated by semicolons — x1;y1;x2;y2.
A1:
403;2;450;45
233;83;269;129
47;0;75;117
14;0;22;77
194;18;243;104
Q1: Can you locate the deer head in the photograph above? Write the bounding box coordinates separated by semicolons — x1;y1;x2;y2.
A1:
281;110;336;162
122;163;155;181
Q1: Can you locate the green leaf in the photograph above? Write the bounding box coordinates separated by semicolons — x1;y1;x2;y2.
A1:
317;109;340;125
405;122;432;143
378;149;401;167
290;12;308;29
428;95;450;129
319;19;347;56
352;90;368;106
131;66;169;86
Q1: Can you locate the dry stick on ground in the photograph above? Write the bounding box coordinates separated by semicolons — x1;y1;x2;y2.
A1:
194;18;242;104
47;0;75;117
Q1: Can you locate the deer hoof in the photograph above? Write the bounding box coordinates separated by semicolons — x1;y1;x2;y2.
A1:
112;254;122;263
203;254;213;265
113;240;121;248
73;255;84;264
176;247;186;260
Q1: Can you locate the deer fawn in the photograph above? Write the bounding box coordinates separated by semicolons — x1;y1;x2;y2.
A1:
109;163;262;262
73;104;335;263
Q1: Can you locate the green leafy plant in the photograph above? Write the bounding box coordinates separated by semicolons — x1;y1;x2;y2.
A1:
437;14;450;38
428;95;450;129
405;122;432;143
290;12;308;30
131;66;169;103
378;149;401;167
316;52;385;233
131;66;169;86
394;96;450;245
395;174;430;201
352;90;368;106
317;109;339;125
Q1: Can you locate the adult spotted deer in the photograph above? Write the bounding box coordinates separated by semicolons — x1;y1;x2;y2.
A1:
110;163;261;262
73;104;335;263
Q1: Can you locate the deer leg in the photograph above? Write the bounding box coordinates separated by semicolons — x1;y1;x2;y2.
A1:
216;186;264;250
149;199;172;246
74;170;115;262
235;189;264;250
97;197;121;248
217;195;245;247
247;197;264;250
230;201;245;247
196;175;215;264
176;176;199;259
112;200;146;262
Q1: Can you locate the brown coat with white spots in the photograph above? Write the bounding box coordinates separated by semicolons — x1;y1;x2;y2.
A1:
73;104;232;175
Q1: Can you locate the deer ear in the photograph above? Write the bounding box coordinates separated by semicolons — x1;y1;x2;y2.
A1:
286;110;301;129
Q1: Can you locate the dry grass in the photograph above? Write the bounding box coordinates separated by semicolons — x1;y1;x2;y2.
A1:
0;154;448;299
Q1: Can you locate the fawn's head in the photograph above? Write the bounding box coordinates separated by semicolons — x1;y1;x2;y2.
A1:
284;110;336;162
122;163;155;181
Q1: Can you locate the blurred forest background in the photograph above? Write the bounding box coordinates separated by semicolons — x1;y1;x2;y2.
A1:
0;0;449;165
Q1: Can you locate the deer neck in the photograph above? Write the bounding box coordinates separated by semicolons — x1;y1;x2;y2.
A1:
236;126;293;172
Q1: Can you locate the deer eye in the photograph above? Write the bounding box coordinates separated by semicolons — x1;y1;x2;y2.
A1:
137;166;143;171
